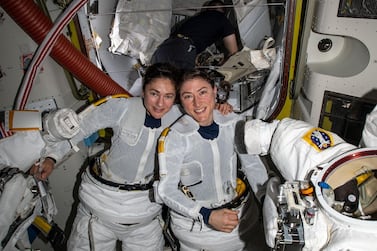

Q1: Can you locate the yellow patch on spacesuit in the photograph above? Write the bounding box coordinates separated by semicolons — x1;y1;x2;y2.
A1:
158;127;171;153
236;178;246;197
302;128;334;151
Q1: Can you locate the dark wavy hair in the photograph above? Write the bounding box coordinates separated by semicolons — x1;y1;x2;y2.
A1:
142;62;180;92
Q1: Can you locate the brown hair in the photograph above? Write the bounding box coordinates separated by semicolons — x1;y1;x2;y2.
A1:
178;69;215;96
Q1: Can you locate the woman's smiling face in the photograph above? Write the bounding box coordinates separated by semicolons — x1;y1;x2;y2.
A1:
143;77;176;119
180;77;217;126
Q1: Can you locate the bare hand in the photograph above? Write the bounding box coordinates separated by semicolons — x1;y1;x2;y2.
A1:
215;102;233;115
30;158;55;180
208;208;239;233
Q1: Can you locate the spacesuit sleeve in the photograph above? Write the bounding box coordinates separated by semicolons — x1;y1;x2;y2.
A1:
40;138;72;163
158;130;202;219
244;119;279;155
0;131;45;172
360;105;377;148
41;98;129;162
269;118;357;181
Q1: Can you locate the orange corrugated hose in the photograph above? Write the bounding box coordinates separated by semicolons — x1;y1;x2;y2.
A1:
0;0;131;97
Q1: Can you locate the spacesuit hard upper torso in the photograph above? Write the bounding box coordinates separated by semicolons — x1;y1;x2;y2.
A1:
244;118;377;251
158;111;241;219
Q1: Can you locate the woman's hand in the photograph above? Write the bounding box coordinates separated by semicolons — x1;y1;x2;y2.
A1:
30;157;55;180
215;102;233;115
208;208;239;233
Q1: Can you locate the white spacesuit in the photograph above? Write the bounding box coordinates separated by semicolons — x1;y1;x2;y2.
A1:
360;105;377;148
0;122;67;250
40;96;182;251
0;131;45;171
158;111;267;251
244;117;377;251
0;165;46;251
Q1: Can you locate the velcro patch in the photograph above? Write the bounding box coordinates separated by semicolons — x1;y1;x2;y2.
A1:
303;128;334;151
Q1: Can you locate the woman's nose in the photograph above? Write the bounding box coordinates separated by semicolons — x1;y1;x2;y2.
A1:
192;95;200;107
157;95;164;106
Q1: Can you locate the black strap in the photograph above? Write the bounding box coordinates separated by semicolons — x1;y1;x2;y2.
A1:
214;169;251;210
89;164;153;191
234;120;247;154
0;167;22;192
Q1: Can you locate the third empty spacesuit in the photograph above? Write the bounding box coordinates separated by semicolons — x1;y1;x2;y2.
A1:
244;115;377;251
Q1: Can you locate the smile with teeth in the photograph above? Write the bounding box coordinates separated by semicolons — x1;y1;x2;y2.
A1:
194;107;206;114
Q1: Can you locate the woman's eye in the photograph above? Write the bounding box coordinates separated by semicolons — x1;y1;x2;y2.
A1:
165;94;175;100
199;90;208;96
